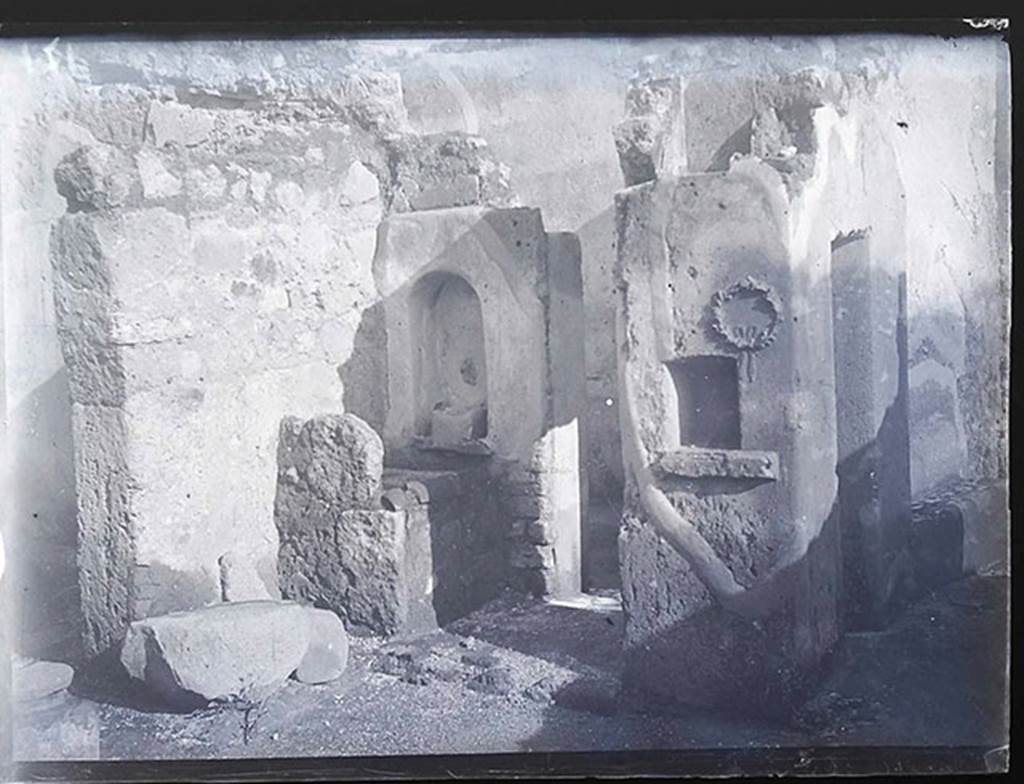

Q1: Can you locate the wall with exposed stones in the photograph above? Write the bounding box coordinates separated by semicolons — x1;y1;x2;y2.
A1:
0;38;576;658
0;34;1009;659
373;205;586;602
378;35;1009;508
46;81;400;657
608;38;1008;708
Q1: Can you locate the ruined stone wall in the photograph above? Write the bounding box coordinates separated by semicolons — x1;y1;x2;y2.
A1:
373;205;585;601
49;89;394;655
381;33;1009;521
1;38;531;658
0;39;428;656
609;41;1009;704
0;35;1009;655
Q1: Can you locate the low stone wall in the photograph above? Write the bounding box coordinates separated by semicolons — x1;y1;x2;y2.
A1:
278;506;436;638
274;414;510;636
386;465;507;627
909;477;1009;587
502;463;558;596
501;459;580;599
275;414;431;637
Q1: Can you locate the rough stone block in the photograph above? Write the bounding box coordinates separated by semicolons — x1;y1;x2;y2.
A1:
613;76;685;187
75;84;151;147
340;161;381;205
509;543;555;570
184;164;228;205
147;100;216;147
135;148;183;200
278;508;430;636
525;519;553;545
613;118;658;185
281;460;506;636
276;414;384;514
404;174;480;212
330;69;409;132
657;447;779;480
120;601;310;708
384;132;516;212
54;145;138;212
70;403;137;656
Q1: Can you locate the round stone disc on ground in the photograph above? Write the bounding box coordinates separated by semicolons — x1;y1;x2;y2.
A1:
13;660;75;703
294;607;350;685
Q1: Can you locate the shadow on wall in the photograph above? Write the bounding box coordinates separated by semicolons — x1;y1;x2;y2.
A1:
575;205;623;502
516;257;850;729
835;392;915;629
509;503;844;756
276;208;589;632
516;246;1007;743
3;367;82;664
338;301;389;439
832;263;914;631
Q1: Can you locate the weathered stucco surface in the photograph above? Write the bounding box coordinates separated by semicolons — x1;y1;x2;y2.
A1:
373;205;585;600
610;44;1008;708
1;43;416;656
0;35;1009;665
614;160;842;709
383;37;1008;511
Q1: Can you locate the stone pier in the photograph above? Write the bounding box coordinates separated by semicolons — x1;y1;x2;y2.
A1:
608;62;952;708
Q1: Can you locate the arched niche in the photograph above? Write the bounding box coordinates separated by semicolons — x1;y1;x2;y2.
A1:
410;271;489;446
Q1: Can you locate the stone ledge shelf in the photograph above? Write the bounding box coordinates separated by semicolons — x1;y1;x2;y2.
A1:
656;447;779;481
412;436;494;457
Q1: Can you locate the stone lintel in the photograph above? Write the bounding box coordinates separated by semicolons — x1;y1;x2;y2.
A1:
412;436;494;457
656;447;779;481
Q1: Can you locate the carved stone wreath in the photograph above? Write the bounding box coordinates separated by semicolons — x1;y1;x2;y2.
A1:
709;277;781;352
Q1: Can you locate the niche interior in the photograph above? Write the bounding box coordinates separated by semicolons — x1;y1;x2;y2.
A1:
666;355;742;449
412;272;489;450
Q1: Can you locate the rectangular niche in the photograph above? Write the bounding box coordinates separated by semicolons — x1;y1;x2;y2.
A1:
667;355;741;449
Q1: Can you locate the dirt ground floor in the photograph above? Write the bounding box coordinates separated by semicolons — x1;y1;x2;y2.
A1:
12;571;1008;763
